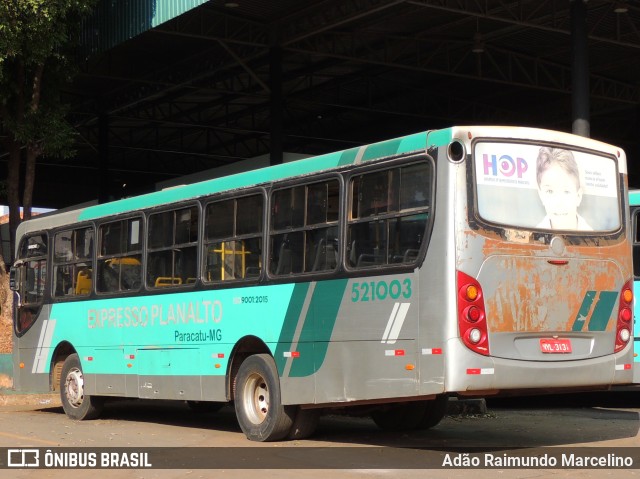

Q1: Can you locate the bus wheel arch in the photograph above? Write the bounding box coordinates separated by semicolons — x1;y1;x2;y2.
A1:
49;341;75;392
59;353;104;420
226;335;271;401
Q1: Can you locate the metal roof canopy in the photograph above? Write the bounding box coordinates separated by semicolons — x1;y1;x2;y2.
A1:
26;0;640;207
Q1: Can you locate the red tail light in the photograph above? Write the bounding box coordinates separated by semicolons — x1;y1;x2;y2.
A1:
614;280;633;352
457;271;489;356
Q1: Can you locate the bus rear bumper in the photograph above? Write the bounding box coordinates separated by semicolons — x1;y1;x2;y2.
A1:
443;340;634;395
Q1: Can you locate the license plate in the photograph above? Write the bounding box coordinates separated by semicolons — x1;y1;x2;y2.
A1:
539;338;572;354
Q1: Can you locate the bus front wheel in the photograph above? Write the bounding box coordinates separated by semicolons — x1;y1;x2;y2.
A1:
60;354;104;420
234;354;294;441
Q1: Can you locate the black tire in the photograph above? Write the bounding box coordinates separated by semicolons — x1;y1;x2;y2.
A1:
234;354;295;441
186;401;225;413
415;395;449;430
371;401;427;431
60;354;104;420
288;407;321;440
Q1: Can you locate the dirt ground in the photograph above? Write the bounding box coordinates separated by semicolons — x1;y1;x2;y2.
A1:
0;288;12;386
0;396;639;478
0;277;11;353
0;261;11;353
0;326;10;354
0;297;11;354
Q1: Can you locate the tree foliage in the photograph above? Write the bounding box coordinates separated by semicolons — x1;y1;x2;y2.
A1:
0;0;96;261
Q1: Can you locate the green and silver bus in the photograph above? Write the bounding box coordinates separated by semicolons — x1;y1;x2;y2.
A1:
11;126;634;441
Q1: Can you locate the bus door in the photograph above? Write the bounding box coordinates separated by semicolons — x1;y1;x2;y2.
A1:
10;233;49;390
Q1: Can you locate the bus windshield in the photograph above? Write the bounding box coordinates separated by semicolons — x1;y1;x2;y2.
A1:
474;141;620;232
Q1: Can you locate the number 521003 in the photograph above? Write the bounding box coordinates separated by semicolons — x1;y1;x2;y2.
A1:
350;278;412;302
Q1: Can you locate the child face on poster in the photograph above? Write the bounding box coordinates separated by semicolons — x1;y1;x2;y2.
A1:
536;147;585;230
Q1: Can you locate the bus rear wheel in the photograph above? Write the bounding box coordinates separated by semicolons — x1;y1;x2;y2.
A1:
415;395;448;430
234;354;294;441
60;354;104;420
186;401;225;413
372;396;448;431
371;401;427;431
288;407;321;440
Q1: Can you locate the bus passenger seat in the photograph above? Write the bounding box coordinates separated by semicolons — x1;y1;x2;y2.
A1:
275;242;292;275
154;276;183;287
245;266;260;278
311;238;326;271
349;240;357;266
75;270;92;295
402;249;419;262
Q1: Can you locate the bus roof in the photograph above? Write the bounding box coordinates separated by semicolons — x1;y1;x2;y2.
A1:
16;125;626;237
17;130;433;236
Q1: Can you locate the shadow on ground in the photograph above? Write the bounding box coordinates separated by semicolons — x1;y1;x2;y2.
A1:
29;387;640;451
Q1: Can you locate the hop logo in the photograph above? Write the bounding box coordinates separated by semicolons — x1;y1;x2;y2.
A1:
482;153;528;178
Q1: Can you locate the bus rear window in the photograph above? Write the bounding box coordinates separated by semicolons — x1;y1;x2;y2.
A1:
474;141;620;232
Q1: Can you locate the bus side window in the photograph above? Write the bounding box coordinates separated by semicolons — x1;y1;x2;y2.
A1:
348;162;431;269
54;227;94;298
97;218;142;293
147;206;198;288
204;194;264;282
270;180;339;276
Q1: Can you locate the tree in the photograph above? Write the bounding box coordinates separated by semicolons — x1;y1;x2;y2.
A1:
0;0;96;262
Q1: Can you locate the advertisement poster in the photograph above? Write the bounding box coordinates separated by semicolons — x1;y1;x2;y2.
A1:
474;142;620;231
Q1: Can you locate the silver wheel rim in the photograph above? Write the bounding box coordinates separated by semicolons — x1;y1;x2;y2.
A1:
242;372;269;425
64;367;84;408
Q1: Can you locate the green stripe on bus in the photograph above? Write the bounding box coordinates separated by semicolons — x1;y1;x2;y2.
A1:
588;291;618;332
571;291;596;331
426;128;453;150
336;147;360;167
289;279;348;377
361;138;404;162
399;131;429;153
274;283;310;373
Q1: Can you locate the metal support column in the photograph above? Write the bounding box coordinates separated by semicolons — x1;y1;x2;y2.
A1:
269;44;284;166
98;113;110;203
571;0;590;137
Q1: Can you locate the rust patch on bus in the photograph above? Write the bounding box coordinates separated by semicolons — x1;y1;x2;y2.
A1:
459;228;631;334
485;256;619;333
